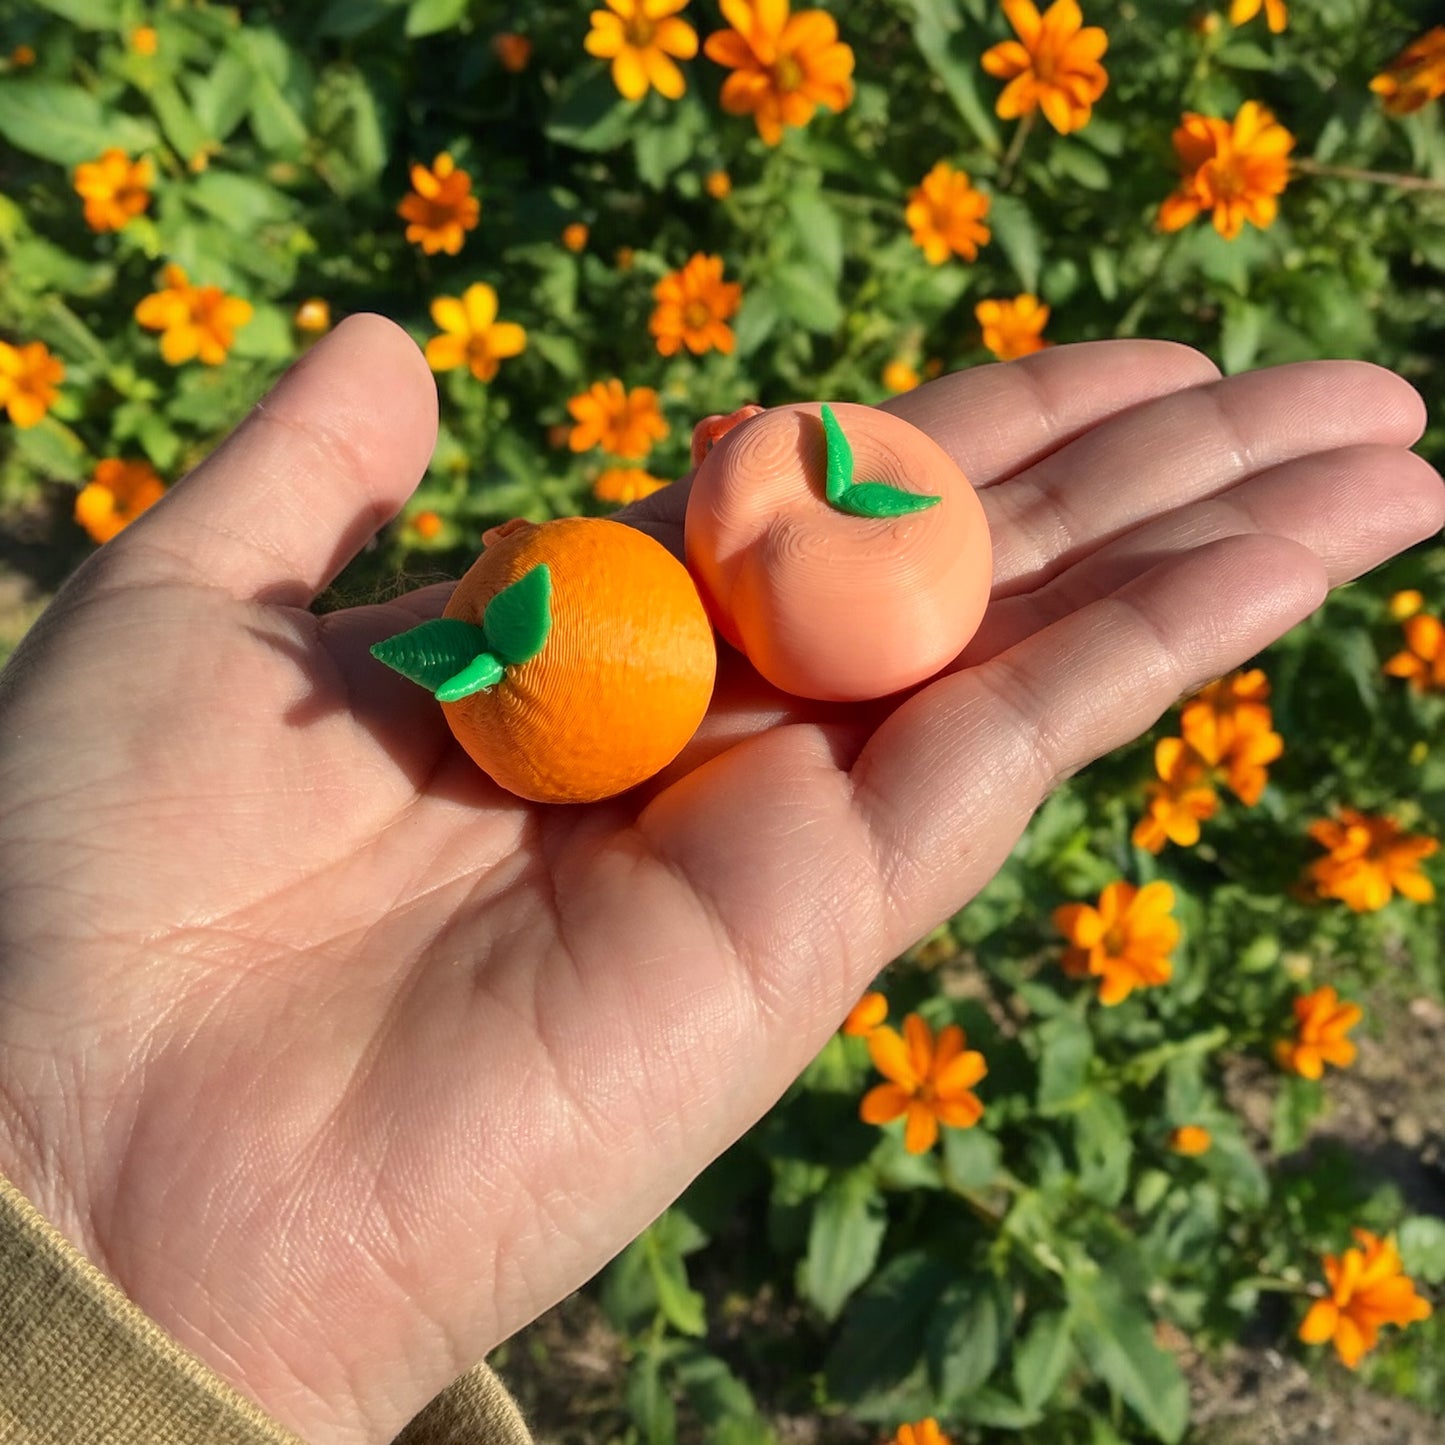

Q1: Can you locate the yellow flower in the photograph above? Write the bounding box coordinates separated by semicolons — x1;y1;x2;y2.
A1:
1132;736;1218;854
562;222;589;252
1158;101;1294;241
980;0;1109;135
74;458;166;544
593;467;670;504
975;293;1050;360
1389;589;1424;620
1305;809;1437;911
72;149;154;233
841;990;887;1037
492;32;532;72
704;0;855;146
425;283;527;382
650;252;742;357
1053;880;1179;1006
705;169;732;199
0;339;65;428
130;25;159;54
1274;984;1361;1080
293;297;331;333
860;1013;986;1154
882;359;921;393
891;1420;953;1445
1228;0;1286;33
567;380;668;459
1370;28;1445;116
398;153;480;256
1384;613;1445;694
1168;1125;1213;1156
585;0;698;101
1299;1231;1432;1369
906;160;991;264
134;264;253;365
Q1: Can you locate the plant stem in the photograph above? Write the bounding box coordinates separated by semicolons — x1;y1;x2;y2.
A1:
1292;157;1445;193
998;111;1036;189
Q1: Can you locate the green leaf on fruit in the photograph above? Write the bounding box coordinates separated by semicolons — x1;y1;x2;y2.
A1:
820;404;940;518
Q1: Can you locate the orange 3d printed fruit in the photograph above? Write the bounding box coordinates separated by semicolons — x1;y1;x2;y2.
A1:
371;517;717;803
684;402;993;701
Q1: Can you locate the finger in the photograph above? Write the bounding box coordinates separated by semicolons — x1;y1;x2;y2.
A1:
107;314;438;608
966;443;1445;663
882;340;1223;486
983;360;1428;596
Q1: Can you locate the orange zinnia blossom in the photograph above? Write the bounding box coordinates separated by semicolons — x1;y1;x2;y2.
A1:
882;359;920;393
704;0;855;146
1299;1230;1432;1368
568;380;668;459
1229;0;1287;32
130;25;158;54
74;458;166;543
891;1419;953;1445
593;467;670;504
1389;589;1424;620
0;340;65;428
1053;880;1178;1006
1305;809;1437;912
134;264;253;366
1384;613;1445;694
705;169;732;199
72;149;153;233
425;283;526;382
585;0;698;101
1371;28;1445;116
1179;669;1282;805
1168;1125;1212;1156
398;153;480;256
562;222;589;252
906;161;991;264
975;294;1050;360
841;990;887;1037
1159;102;1294;241
650;253;742;357
980;0;1109;135
1132;736;1218;854
1274;984;1361;1080
409;510;444;541
860;1013;986;1154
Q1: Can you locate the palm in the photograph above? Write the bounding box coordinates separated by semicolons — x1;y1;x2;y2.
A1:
0;318;1438;1445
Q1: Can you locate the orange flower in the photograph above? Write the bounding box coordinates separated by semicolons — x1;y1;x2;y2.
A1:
891;1420;953;1445
1168;1125;1212;1156
1370;28;1445;116
841;990;887;1037
585;0;698;101
134;264;253;365
409;509;444;541
593;466;670;504
704;0;855;146
980;0;1109;135
906;161;991;265
1299;1230;1432;1368
1273;984;1361;1079
130;25;159;54
860;1013;986;1154
975;294;1050;360
492;32;532;71
425;283;527;382
562;222;589;252
567;380;668;459
1228;0;1286;33
72;149;153;233
882;359;920;393
74;458;166;544
1132;736;1218;854
650;252;742;357
1053;880;1178;1006
0;340;65;428
1389;589;1424;620
11;43;36;66
293;297;331;333
398;153;480;256
1305;809;1437;912
1384;613;1445;694
1179;669;1282;805
1158;101;1294;241
705;169;732;199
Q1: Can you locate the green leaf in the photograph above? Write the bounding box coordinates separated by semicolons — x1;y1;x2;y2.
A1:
954;1388;1044;1428
237;27;312;157
1089;246;1119;303
406;0;470;36
188;170;295;227
799;1171;887;1322
941;1125;1000;1191
313;0;404;36
12;417;87;484
627;1342;679;1445
149;78;209;158
910;0;1001;151
482;564;552;668
370;617;490;693
1073;1280;1188;1443
770;262;844;334
1272;1073;1324;1155
1051;140;1111;191
785;187;845;282
645;1221;707;1338
1036;1015;1093;1114
1399;1217;1445;1285
436;652;505;700
1216;40;1276;70
987;193;1043;294
1073;1092;1133;1207
1014;1309;1074;1413
186;51;254;145
927;1275;1011;1403
546;71;634;152
1220;300;1265;375
33;0;114;27
820;405;939;516
0;82;158;165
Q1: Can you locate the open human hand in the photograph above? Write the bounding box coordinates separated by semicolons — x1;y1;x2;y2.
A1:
0;315;1439;1445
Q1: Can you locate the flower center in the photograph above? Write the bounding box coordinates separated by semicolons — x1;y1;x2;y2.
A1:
626;16;657;47
683;300;712;330
772;53;804;92
1103;925;1128;955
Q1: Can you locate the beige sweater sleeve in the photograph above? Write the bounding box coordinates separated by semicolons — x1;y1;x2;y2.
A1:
0;1172;532;1445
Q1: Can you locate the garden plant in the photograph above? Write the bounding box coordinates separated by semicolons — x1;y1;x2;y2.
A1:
1;0;1444;1441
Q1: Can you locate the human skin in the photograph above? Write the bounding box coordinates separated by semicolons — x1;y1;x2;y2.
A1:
0;315;1440;1444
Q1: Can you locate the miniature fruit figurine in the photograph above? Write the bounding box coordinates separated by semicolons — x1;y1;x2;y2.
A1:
372;517;717;803
684;402;992;702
